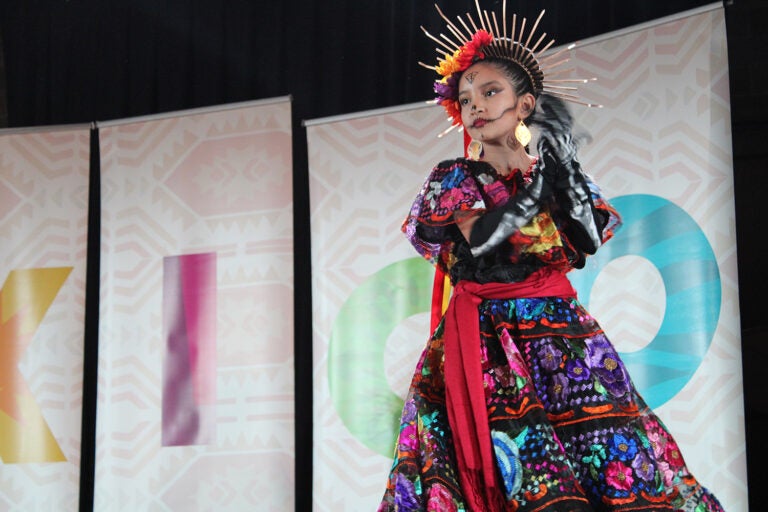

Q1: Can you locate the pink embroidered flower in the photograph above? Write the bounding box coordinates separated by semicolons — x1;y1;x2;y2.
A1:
439;187;465;210
657;460;676;487
605;461;634;491
427;482;458;512
646;429;664;458
500;330;530;379
664;441;684;469
398;423;419;452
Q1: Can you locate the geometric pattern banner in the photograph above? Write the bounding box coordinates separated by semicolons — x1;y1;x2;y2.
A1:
0;127;90;511
308;103;464;512
95;98;294;511
308;5;746;511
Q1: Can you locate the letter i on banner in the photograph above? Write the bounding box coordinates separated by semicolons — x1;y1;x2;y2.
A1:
162;253;217;446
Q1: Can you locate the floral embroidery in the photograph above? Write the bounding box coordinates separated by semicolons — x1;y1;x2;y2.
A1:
585;335;631;399
609;433;638;462
605;461;634;491
426;483;459;512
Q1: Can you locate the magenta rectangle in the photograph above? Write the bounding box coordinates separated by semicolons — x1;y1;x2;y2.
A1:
162;252;217;446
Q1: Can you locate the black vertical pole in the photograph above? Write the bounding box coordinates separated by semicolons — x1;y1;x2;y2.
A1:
78;123;100;512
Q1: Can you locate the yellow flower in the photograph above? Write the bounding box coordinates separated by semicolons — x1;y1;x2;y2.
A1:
436;49;461;77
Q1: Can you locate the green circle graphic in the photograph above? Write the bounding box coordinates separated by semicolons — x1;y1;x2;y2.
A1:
328;257;434;456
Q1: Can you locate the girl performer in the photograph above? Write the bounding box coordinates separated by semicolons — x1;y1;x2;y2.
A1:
378;2;725;511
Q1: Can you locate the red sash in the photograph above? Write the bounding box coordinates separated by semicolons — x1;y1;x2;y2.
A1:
442;268;577;511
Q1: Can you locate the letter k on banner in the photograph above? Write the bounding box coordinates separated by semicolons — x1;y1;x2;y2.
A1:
0;267;72;463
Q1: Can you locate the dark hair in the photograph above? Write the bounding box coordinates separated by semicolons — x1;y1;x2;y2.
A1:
478;57;537;99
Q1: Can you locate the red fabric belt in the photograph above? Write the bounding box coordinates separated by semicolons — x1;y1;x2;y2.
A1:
442;267;577;511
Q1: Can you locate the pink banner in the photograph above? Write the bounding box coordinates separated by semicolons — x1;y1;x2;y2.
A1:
162;252;217;446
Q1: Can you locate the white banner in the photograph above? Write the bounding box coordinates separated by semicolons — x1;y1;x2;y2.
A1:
95;98;295;511
0;126;90;510
309;6;746;511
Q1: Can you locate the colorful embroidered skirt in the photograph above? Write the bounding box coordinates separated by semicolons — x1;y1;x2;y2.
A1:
377;296;724;511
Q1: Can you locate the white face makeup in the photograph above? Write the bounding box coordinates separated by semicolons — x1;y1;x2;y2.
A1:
458;61;524;143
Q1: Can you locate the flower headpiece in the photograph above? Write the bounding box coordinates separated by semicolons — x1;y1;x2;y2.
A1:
419;1;600;136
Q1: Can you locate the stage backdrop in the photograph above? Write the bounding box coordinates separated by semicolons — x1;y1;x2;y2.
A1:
0;126;90;510
308;4;746;511
95;98;294;511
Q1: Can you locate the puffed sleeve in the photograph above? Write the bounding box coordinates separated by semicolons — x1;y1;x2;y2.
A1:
401;159;486;266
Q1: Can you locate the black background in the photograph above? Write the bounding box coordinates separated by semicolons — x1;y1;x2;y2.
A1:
1;1;765;510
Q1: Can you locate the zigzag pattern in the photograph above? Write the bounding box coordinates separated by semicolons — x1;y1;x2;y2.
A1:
0;129;89;508
95;100;295;508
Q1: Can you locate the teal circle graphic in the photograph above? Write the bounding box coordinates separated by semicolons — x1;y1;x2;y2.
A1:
328;257;434;456
568;194;721;408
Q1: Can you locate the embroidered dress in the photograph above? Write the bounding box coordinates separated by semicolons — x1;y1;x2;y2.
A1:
377;158;724;512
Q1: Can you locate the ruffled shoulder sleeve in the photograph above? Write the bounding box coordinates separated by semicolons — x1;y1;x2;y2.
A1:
401;158;486;265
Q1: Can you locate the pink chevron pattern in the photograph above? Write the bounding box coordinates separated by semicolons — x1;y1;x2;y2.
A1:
96;99;294;510
0;128;89;510
309;8;746;512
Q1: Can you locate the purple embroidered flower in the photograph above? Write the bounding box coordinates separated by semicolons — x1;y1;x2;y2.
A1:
608;433;638;461
565;358;590;382
395;474;420;511
548;371;570;404
537;342;563;372
632;451;656;482
402;399;417;423
585;336;631;398
460;180;482;203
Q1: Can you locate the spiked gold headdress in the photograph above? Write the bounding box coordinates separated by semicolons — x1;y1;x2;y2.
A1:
420;0;600;136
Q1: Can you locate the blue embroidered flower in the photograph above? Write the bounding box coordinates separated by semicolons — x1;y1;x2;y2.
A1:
609;433;639;462
517;298;546;319
492;429;526;499
441;166;466;189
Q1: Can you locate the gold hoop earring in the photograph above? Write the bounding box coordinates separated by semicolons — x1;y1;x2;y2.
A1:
467;139;483;161
515;120;531;147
